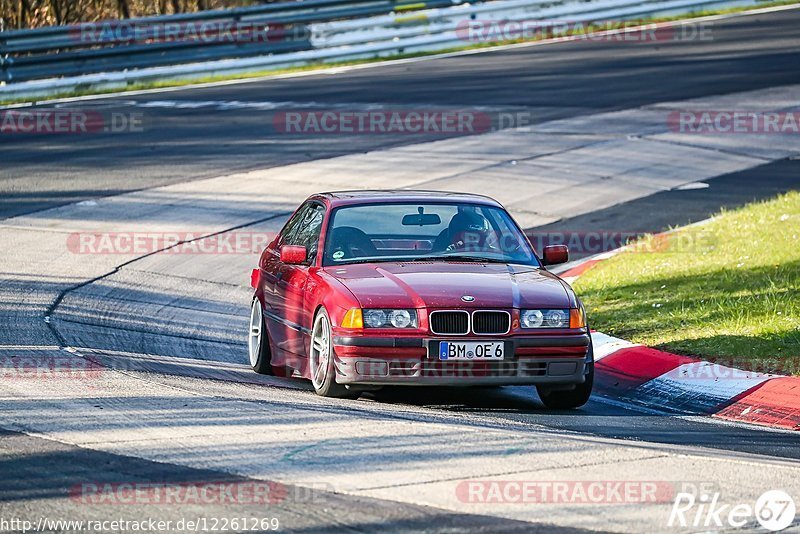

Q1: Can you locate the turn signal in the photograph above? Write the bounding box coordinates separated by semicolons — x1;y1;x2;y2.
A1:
569;308;586;329
341;308;364;329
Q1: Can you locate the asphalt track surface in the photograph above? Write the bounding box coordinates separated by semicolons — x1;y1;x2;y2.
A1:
2;7;800;533
1;7;800;219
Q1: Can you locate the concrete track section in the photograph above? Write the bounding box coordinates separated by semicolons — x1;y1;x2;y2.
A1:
1;73;800;531
1;7;799;219
0;429;549;533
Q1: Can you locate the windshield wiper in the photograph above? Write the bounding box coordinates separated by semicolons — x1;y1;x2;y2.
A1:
330;255;512;265
420;255;508;264
331;257;402;265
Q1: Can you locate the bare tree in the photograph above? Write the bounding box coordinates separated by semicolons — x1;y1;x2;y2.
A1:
17;0;29;28
117;0;130;18
1;0;257;28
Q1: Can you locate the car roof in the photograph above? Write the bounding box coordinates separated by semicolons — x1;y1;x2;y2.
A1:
309;190;503;209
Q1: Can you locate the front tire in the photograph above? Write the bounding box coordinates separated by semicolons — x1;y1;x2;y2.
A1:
309;309;359;399
537;362;594;409
538;335;594;409
248;298;273;375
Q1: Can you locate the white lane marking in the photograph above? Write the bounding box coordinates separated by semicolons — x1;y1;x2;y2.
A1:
4;3;798;110
53;99;514;112
0;345;62;350
674;181;710;190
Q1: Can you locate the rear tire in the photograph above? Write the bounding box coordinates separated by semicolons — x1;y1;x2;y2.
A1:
310;309;360;399
248;298;273;375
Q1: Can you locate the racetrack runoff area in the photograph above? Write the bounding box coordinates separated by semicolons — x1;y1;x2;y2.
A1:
2;71;800;531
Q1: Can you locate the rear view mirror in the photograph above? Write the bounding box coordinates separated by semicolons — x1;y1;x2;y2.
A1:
402;207;441;226
280;245;307;265
542;245;569;265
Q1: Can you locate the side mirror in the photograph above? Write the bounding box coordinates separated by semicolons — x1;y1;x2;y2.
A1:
542;245;569;266
280;245;307;265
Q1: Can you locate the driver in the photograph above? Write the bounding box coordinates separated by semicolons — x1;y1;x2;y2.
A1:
445;208;493;252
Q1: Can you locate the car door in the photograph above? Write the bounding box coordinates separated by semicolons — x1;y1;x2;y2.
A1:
261;202;315;356
273;202;326;358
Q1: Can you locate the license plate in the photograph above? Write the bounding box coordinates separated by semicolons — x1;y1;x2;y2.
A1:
439;341;504;361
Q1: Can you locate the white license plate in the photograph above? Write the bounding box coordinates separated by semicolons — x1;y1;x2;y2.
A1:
438;341;504;361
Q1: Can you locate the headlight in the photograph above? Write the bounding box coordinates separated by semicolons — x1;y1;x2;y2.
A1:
363;309;387;328
521;309;570;328
521;309;544;328
363;309;418;328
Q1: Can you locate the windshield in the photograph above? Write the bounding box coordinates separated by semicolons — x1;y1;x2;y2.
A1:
322;202;540;267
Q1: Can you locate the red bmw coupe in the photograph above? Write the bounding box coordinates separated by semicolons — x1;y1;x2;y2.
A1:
249;191;593;408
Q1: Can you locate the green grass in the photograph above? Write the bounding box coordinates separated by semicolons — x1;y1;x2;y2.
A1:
1;0;798;107
574;192;800;374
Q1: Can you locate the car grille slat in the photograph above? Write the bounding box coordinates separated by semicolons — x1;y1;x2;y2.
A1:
472;311;510;335
430;311;469;335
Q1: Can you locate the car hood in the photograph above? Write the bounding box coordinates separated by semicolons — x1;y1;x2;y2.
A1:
324;262;572;309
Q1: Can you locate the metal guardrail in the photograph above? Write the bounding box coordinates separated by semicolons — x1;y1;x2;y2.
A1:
0;0;460;83
0;0;753;91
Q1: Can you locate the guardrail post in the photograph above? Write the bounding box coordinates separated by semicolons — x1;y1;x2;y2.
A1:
0;52;8;84
0;17;7;84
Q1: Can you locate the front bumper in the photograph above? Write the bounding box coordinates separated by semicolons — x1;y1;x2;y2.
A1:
332;333;591;386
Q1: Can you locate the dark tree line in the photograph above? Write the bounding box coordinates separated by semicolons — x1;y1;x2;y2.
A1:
0;0;262;29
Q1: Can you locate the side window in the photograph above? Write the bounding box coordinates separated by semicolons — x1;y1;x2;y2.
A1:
276;203;313;249
289;204;326;263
